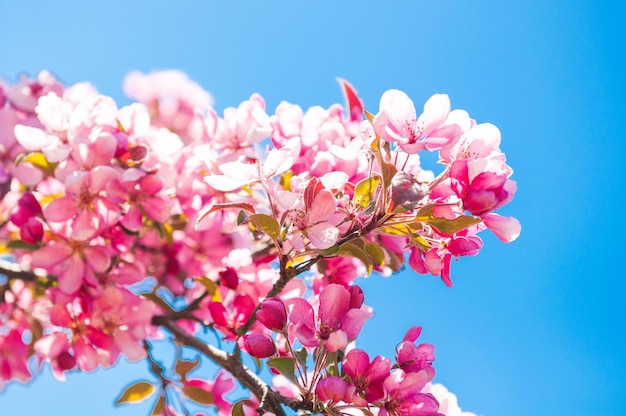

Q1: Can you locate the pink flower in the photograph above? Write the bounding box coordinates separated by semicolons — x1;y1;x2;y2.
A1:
31;240;111;294
373;89;452;153
288;284;370;352
43;167;120;241
343;349;392;405
379;370;443;416
396;326;436;380
282;178;340;251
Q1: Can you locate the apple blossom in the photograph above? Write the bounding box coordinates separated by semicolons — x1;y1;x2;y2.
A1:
0;70;518;416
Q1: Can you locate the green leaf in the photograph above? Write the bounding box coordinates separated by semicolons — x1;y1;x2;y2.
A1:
380;161;397;192
196;202;256;229
232;401;246;416
142;292;174;313
6;240;40;251
182;385;214;405
338;242;372;275
196;276;222;302
365;242;386;267
353;176;381;209
175;357;200;382
414;204;482;234
427;215;482;235
267;357;298;383
248;214;281;244
294;347;308;370
15;152;58;176
115;381;155;405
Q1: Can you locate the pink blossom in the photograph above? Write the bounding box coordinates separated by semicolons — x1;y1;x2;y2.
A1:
481;213;521;243
288;283;371;352
343;349;392;405
396;327;436;380
44;167;121;241
378;370;443;416
31;240;111;294
282;178;340;251
373;89;452;153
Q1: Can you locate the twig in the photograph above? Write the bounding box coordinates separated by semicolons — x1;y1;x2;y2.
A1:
151;315;305;415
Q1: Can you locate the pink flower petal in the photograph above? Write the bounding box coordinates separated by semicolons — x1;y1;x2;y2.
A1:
482;213;521;243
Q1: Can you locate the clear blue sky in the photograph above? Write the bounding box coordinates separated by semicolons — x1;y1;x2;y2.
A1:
1;1;625;415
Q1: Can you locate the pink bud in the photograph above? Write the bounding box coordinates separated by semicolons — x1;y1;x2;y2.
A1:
347;285;364;309
57;351;76;371
20;218;43;244
256;298;287;332
18;192;43;216
238;333;276;358
316;376;347;403
219;267;239;290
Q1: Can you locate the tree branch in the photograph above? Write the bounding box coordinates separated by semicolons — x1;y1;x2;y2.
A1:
152;315;303;415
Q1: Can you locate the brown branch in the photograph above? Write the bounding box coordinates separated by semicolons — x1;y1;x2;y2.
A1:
151;315;308;415
0;259;42;282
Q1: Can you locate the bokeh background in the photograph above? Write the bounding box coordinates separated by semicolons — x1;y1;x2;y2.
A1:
1;1;625;415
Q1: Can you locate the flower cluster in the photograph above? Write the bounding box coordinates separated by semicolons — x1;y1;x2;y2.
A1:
0;70;516;414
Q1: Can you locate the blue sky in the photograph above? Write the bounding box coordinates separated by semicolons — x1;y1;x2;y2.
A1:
1;1;625;415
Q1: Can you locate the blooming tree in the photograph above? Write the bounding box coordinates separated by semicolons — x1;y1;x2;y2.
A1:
0;70;520;415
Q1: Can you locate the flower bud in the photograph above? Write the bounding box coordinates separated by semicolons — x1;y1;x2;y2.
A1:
256;298;287;332
20;217;43;244
347;285;364;309
18;192;43;216
238;333;276;358
316;376;347;403
219;267;238;290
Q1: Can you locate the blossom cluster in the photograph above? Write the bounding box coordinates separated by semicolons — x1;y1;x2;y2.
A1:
0;70;516;415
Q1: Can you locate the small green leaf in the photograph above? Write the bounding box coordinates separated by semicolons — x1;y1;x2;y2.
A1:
380;162;397;192
115;381;155;405
267;357;298;383
427;215;483;235
175;357;200;382
142;292;174;313
15;152;58;176
338;242;372;275
248;214;281;243
196;203;256;229
6;240;40;251
232;401;246;416
196;276;222;302
294;347;308;369
353;176;381;209
183;385;214;405
365;242;386;267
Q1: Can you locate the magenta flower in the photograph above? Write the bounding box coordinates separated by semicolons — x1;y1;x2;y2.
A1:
343;349;392;405
378;370;443;416
288;283;371;352
396;326;436;381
